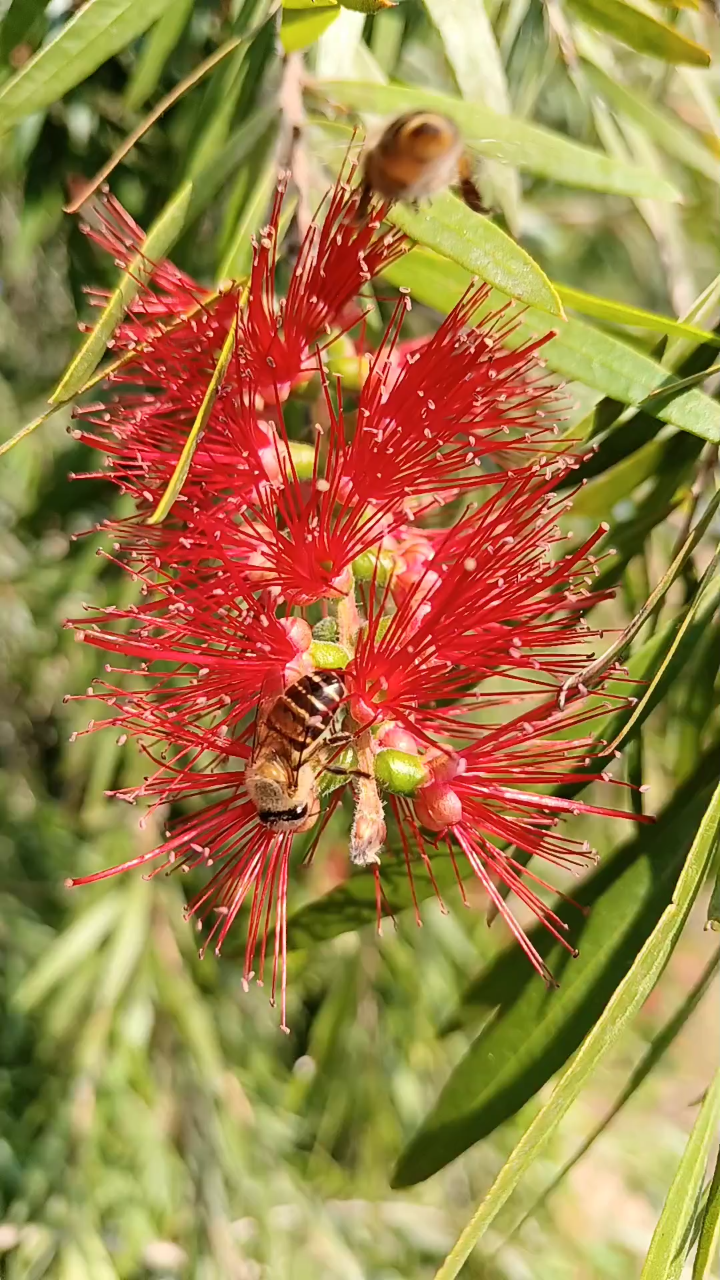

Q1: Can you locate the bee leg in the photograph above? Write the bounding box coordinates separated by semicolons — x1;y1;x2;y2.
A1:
324;766;372;780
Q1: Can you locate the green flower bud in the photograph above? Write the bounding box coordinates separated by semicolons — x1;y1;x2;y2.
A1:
325;354;370;390
289;441;317;480
374;749;428;796
310;640;351;669
352;548;396;585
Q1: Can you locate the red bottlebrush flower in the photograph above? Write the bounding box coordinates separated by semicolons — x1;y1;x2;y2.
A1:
387;699;649;981
239;175;406;399
346;476;613;741
65;178;649;1025
73;176;406;523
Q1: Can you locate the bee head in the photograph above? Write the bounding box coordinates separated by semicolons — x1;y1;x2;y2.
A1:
245;762;321;834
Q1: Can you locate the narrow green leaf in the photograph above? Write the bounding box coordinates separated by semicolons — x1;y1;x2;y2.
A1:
123;0;194;112
640;1066;720;1280
504;946;720;1247
422;0;520;228
50;179;194;405
15;895;123;1012
566;0;710;64
607;541;720;752
218;146;279;281
693;1143;720;1279
571;436;668;518
581;61;720;184
388;195;563;318
431;775;720;1278
558;284;720;345
148;315;238;525
562;487;720;708
316;81;682;200
0;0;173;130
707;862;720;932
0;0;47;64
381;247;720;444
393;762;716;1188
281;4;340;51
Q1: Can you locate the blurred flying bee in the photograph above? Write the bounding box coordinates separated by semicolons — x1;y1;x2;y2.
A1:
356;110;487;218
245;670;351;834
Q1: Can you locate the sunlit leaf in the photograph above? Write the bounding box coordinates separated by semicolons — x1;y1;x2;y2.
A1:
640;1065;720;1279
315;80;682;200
0;0;174;130
388;195;563;317
431;774;720;1278
392;757;718;1188
693;1142;720;1279
281;4;340;51
558;284;720;345
503;946;720;1247
566;0;710;64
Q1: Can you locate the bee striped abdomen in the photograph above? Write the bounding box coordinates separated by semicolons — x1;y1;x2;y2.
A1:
264;672;345;765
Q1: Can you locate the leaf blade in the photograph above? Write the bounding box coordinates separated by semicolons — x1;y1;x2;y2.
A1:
640;1066;720;1280
0;0;174;129
315;80;682;200
431;773;720;1278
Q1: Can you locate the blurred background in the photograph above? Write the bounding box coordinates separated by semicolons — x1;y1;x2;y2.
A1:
1;0;720;1276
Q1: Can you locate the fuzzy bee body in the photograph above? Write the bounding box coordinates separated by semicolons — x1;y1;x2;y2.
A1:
357;110;488;220
245;672;347;833
361;111;463;204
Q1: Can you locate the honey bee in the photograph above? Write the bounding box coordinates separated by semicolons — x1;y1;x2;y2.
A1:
245;671;349;833
357;110;486;216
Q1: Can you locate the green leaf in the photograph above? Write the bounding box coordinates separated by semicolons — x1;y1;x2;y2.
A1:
15;895;123;1012
571;436;668;518
566;0;710;64
381;248;720;444
421;0;520;228
693;1142;720;1279
123;0;194;112
0;0;47;64
315;80;682;200
557;284;720;345
218;145;280;280
431;772;720;1278
640;1066;720;1279
281;4;340;52
392;757;718;1188
388;195;563;318
0;0;174;130
504;946;720;1247
50;179;194;405
581;61;720;184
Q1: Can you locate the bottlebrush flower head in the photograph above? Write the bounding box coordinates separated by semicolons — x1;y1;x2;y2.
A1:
65;176;647;1028
71;173;406;523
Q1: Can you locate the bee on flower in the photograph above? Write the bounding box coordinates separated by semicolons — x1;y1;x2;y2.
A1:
65;170;648;1030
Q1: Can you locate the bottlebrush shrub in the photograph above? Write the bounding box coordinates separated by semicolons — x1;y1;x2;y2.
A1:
66;175;646;1029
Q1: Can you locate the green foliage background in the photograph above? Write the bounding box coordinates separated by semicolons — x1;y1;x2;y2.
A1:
1;0;720;1276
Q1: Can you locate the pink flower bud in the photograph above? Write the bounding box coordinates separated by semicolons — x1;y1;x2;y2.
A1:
414;782;462;833
377;723;419;754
